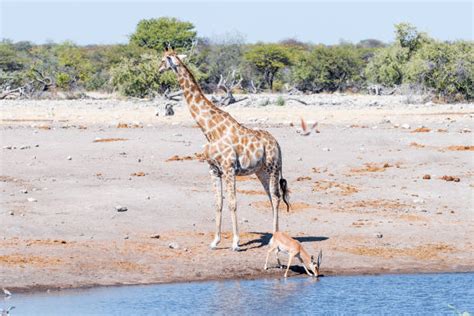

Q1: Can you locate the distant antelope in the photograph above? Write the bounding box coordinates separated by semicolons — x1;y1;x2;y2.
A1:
264;231;322;278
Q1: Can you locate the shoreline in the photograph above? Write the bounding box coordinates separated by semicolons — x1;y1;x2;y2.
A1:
8;267;474;295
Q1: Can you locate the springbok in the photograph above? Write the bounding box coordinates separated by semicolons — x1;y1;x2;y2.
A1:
264;231;322;278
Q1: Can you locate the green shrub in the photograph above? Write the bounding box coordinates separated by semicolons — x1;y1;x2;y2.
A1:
365;45;408;86
55;72;72;89
110;53;165;97
275;96;285;106
404;41;473;100
292;45;365;92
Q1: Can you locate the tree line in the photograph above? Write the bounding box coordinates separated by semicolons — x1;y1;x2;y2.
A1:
1;17;472;101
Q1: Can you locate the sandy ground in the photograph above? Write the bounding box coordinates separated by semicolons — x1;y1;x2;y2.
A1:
1;94;473;292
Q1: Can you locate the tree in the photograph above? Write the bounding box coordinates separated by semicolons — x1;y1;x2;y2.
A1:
357;39;385;49
404;41;474;100
54;41;95;89
110;52;166;98
292;45;365;92
200;33;244;90
0;40;26;72
130;17;197;52
365;45;408;86
244;44;291;90
394;23;429;56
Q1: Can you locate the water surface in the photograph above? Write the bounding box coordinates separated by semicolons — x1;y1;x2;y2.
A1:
4;273;473;315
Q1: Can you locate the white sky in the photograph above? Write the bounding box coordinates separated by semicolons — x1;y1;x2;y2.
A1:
1;0;472;45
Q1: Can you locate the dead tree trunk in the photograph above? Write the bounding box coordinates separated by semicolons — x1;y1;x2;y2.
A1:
213;71;244;106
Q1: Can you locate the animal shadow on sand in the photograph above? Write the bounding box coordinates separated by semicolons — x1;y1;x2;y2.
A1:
239;232;329;252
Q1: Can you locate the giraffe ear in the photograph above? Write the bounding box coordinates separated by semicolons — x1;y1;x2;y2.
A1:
177;54;187;61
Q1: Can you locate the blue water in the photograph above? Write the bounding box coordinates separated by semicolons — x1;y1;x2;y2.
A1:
3;273;473;315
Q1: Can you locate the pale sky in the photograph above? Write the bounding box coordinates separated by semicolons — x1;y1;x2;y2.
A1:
0;0;472;45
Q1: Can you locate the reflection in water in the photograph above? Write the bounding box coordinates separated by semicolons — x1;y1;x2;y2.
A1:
7;273;474;315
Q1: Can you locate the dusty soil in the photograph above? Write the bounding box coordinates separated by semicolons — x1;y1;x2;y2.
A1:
1;94;473;292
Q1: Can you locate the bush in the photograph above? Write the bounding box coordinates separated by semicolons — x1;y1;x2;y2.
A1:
404;41;474;100
365;45;408;86
292;45;365;92
110;53;167;97
276;96;285;106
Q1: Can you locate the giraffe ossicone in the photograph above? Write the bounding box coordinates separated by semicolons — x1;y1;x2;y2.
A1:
159;48;290;251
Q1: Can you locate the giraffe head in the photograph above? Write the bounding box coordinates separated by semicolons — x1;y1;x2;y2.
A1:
159;47;187;73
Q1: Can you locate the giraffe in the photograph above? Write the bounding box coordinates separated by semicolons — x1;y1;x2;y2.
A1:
158;47;290;251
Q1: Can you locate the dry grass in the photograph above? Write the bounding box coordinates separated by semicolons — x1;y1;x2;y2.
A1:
251;200;311;212
237;189;265;195
0;254;63;266
410;142;425;148
93;138;128;143
342;243;455;260
166;152;206;162
446;145;474;151
411;127;431;133
350;162;393;173
117;122;143;128
440;175;461;182
312;180;359;195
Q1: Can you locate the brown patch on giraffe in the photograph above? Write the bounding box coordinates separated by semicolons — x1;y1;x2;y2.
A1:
190;104;199;113
411;127;431;133
296;176;312;181
251;200;312;212
437;128;448;133
312;180;359;195
194;95;203;103
339;243;455;260
93;138;128;143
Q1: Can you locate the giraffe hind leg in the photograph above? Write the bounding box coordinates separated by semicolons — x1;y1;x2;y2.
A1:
256;169;280;232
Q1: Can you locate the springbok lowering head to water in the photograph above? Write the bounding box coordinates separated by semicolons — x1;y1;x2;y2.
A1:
264;231;322;278
158;47;290;251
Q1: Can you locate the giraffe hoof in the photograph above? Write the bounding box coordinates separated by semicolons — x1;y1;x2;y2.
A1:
231;246;241;252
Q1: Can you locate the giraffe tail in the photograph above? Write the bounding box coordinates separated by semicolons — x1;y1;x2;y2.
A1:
279;178;291;212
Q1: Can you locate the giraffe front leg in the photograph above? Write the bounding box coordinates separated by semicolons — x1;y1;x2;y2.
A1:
209;165;223;250
223;170;240;251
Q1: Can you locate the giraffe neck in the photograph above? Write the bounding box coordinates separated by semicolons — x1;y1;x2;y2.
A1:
175;62;239;141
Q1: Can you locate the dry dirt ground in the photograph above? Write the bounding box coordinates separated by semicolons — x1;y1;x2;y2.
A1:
1;94;473;292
